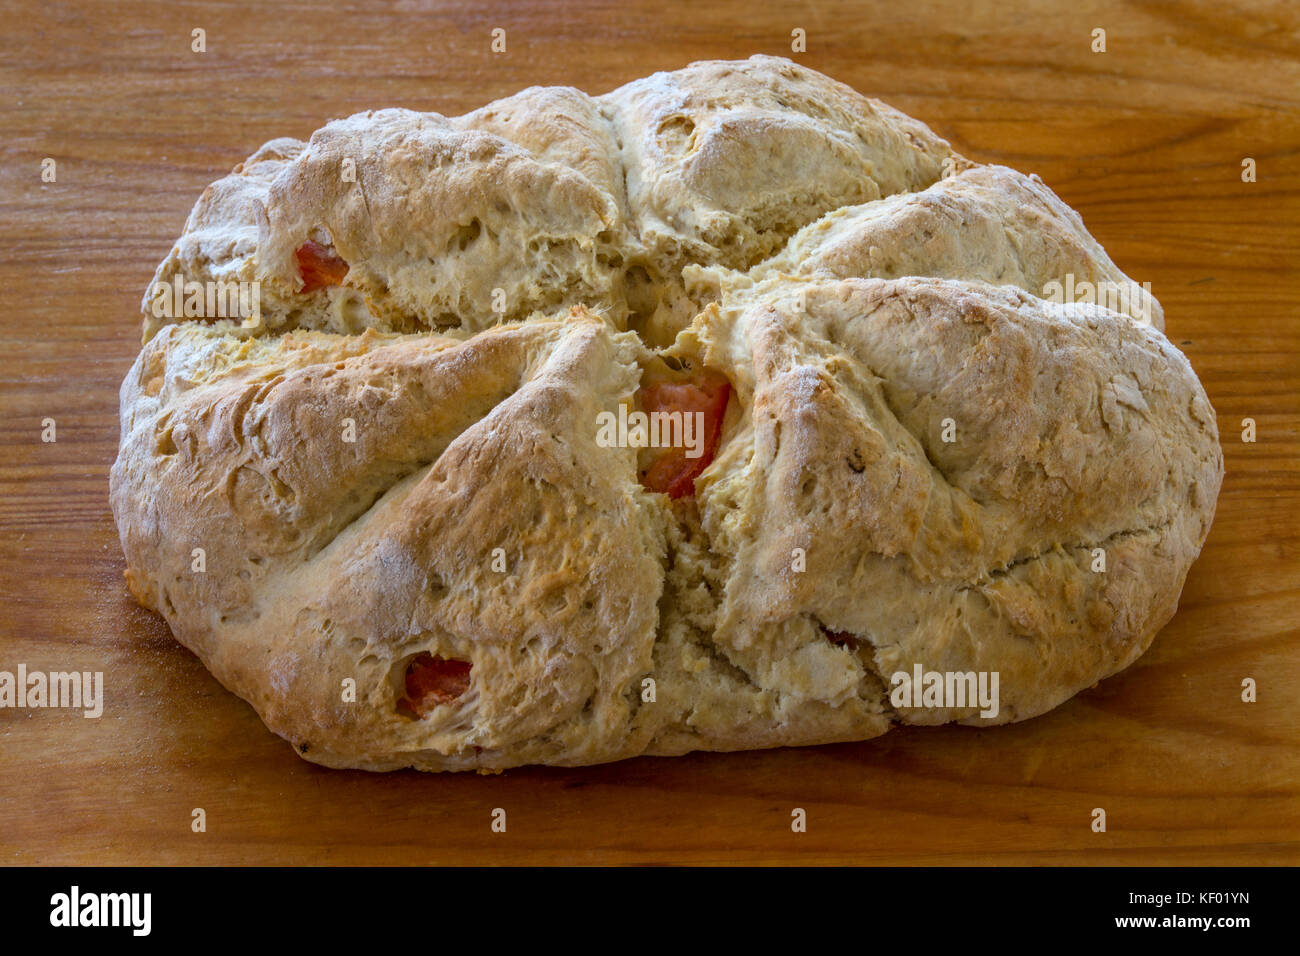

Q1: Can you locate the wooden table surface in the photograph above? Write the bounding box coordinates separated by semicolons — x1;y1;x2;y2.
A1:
1;0;1297;865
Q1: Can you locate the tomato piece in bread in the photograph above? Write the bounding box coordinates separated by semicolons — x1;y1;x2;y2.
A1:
295;240;349;293
637;369;731;499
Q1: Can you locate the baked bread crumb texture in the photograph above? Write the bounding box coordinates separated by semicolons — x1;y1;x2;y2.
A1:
110;56;1223;772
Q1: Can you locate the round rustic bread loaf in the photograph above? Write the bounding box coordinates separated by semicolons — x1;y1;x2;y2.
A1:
111;56;1222;771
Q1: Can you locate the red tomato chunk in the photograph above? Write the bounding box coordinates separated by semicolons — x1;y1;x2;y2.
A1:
295;240;349;292
402;653;471;717
638;371;731;499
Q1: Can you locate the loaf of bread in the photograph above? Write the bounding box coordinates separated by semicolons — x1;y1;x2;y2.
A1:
110;56;1222;771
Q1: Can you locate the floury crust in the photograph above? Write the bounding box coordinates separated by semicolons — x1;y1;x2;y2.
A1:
110;56;1223;771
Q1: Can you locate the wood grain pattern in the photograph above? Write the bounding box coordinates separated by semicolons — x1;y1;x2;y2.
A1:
1;0;1296;865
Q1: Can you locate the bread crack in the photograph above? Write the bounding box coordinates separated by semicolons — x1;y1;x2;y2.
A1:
972;516;1177;589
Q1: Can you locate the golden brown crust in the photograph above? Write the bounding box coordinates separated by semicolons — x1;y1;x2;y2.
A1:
112;56;1222;771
